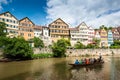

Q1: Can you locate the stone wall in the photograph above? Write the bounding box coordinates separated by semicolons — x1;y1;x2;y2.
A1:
1;48;120;57
33;48;52;54
66;49;120;57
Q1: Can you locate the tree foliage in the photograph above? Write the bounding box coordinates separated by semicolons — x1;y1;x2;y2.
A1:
3;37;33;60
74;41;85;49
93;38;100;48
52;39;67;57
0;22;7;37
100;25;108;30
33;37;44;48
110;40;120;49
86;44;95;48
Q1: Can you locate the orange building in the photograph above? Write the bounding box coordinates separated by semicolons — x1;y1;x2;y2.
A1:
18;17;34;40
48;18;70;42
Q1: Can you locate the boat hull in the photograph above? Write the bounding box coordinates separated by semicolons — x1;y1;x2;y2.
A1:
69;61;104;67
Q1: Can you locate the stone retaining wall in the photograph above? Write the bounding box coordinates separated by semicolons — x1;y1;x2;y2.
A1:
66;49;120;57
0;48;120;57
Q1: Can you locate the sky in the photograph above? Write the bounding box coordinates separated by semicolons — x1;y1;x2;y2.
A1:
0;0;120;28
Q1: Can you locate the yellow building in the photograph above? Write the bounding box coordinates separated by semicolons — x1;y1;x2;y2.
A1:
0;11;19;38
18;17;34;40
48;18;70;42
100;28;108;47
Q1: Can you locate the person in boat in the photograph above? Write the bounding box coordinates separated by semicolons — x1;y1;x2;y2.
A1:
89;58;94;64
86;58;90;64
82;58;86;64
99;53;102;62
79;59;82;64
94;58;97;63
74;59;79;64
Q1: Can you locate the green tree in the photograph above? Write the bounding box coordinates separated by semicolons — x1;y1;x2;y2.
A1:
86;44;95;48
74;41;85;49
108;27;113;30
3;37;33;60
52;39;67;57
93;38;100;48
0;22;7;37
110;40;120;49
33;37;44;48
100;25;108;30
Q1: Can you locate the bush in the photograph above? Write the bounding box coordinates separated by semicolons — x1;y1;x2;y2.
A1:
3;37;33;60
52;39;67;57
32;53;53;59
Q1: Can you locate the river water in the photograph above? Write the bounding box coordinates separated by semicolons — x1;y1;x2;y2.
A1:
0;57;120;80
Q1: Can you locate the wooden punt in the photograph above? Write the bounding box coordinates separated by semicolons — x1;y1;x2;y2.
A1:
69;61;104;67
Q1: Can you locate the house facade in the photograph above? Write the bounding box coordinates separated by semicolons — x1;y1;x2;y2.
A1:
34;25;42;38
108;30;114;47
94;30;101;40
48;18;70;42
88;26;95;44
0;11;19;37
100;28;108;47
77;22;89;45
70;27;79;46
112;28;120;40
42;26;52;47
18;17;34;40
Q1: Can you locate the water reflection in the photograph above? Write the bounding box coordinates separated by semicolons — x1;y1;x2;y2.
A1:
0;57;120;80
69;64;104;80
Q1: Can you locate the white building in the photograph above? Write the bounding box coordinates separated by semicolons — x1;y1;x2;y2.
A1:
70;22;89;46
42;26;52;47
94;30;101;40
88;26;95;44
0;11;19;37
70;27;79;46
34;25;42;38
77;22;89;45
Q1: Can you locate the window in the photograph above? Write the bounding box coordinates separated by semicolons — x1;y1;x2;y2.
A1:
2;18;5;21
28;34;31;37
20;33;24;36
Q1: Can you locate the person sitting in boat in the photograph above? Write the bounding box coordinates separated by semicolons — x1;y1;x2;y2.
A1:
79;59;82;64
74;59;79;64
98;53;102;62
89;58;93;64
94;58;97;63
82;58;86;64
86;58;90;64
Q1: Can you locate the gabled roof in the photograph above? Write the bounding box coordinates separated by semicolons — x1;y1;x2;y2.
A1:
77;22;89;28
0;11;18;20
69;28;78;31
19;17;35;25
48;18;69;27
112;28;118;32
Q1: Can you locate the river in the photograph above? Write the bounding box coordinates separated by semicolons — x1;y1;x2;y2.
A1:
0;57;120;80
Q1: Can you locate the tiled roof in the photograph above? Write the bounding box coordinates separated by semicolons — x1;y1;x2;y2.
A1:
34;25;42;30
69;28;78;31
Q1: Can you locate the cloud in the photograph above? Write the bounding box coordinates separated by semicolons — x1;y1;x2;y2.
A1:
0;0;12;11
46;0;120;28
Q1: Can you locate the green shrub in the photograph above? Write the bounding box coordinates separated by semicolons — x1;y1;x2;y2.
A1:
32;53;53;59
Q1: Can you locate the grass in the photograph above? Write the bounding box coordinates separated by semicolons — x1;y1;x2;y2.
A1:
32;53;53;59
